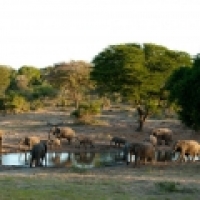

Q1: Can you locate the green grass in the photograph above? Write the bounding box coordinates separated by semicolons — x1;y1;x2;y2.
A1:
0;176;130;200
0;173;199;200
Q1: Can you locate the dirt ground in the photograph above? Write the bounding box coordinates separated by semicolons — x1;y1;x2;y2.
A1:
0;106;200;172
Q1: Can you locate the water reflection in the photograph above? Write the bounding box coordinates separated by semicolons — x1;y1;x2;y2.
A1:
2;151;196;168
0;151;125;168
47;152;72;167
171;152;199;162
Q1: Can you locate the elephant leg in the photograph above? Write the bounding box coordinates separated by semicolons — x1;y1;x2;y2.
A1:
39;157;43;166
68;138;71;145
143;157;147;165
135;154;139;166
180;152;186;162
191;153;196;162
126;152;130;165
35;158;39;167
151;156;156;165
158;139;162;145
30;159;33;167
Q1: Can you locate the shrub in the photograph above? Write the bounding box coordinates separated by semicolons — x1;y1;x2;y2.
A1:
30;99;44;110
71;101;101;124
155;181;180;192
3;94;30;113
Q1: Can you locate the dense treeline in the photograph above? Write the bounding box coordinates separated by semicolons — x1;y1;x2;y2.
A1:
1;43;199;131
165;54;200;131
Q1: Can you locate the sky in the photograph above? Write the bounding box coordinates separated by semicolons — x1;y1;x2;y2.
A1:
0;0;199;69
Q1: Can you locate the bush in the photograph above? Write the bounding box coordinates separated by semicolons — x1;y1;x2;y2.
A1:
155;181;180;192
71;101;101;124
30;99;44;110
5;94;30;113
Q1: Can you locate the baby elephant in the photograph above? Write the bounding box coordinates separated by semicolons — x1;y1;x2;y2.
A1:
30;142;47;167
110;136;127;147
47;138;61;149
76;136;95;149
19;136;40;150
151;128;173;146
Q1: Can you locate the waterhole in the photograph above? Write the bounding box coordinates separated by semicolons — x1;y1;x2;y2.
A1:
0;151;125;168
0;151;198;168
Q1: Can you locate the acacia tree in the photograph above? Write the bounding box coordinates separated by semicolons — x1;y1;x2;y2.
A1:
165;55;200;131
47;61;94;108
91;43;192;131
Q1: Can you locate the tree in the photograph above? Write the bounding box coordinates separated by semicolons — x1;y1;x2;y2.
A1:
18;65;41;85
143;44;192;99
91;44;147;101
165;55;200;131
91;43;192;131
47;61;94;108
0;65;13;96
15;75;29;90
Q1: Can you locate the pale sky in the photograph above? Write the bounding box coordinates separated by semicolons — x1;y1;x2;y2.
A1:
0;0;199;69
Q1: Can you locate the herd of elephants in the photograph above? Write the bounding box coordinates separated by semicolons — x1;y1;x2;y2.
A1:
13;125;200;167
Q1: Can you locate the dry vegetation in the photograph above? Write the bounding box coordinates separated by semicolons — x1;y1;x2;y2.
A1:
0;106;200;199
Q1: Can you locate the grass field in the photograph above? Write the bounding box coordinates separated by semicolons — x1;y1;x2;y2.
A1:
0;162;200;200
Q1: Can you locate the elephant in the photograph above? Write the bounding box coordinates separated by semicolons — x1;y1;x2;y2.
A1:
110;136;127;147
173;139;200;162
30;142;47;167
47;138;61;149
151;128;173;146
49;126;76;144
122;142;132;161
19;136;40;150
156;149;173;162
127;142;156;166
75;136;95;149
143;134;157;147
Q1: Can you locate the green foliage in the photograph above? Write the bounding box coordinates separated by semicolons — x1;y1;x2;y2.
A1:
71;101;101;124
18;65;41;85
71;101;101;118
31;84;58;99
0;65;13;95
4;94;30;113
155;181;180;192
30;99;44;110
91;44;147;99
166;55;200;130
145;100;164;119
47;61;94;108
15;75;29;90
6;69;58;112
155;181;197;194
91;43;192;103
